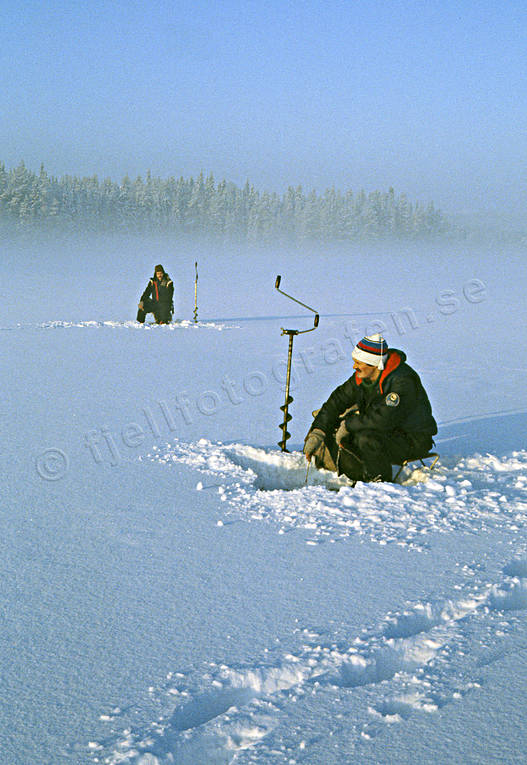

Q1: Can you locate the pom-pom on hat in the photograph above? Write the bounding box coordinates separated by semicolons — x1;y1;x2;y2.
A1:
352;333;388;370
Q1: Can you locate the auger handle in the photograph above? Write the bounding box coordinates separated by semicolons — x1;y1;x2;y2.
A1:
275;274;319;333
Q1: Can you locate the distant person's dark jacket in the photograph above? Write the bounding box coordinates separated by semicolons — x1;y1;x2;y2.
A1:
140;272;174;308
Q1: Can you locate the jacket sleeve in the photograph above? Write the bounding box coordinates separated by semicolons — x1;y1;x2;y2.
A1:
346;376;418;433
140;280;153;302
167;280;174;303
311;379;358;434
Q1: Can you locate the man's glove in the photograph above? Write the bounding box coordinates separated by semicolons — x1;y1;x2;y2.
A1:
303;428;325;461
335;420;349;446
138;302;144;310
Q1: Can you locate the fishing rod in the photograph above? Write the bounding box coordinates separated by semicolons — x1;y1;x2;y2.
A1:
274;275;319;452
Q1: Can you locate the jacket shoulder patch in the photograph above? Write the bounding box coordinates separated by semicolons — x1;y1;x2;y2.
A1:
385;392;400;407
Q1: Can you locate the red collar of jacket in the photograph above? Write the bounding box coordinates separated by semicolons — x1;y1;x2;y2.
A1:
354;350;402;394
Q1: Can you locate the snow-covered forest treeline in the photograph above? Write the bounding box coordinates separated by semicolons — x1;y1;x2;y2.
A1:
0;161;449;242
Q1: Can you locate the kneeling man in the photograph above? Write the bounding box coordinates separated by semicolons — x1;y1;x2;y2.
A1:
304;334;437;482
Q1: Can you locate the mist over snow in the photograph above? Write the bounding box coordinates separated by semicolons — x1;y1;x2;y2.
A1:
2;233;527;764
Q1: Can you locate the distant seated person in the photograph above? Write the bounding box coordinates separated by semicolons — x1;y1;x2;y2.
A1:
137;264;174;324
303;334;437;483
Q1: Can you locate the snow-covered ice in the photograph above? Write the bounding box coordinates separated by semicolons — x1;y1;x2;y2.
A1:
2;236;527;764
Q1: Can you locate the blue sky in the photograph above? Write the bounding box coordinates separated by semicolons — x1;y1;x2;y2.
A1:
2;0;526;216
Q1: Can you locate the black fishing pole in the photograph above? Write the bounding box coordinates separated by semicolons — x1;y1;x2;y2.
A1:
275;275;319;451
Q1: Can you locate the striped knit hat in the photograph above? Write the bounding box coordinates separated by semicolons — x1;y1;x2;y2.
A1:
352;333;388;370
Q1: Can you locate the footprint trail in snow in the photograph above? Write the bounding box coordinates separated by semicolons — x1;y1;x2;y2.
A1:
94;553;527;764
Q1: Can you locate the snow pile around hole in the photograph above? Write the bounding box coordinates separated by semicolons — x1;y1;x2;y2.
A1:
29;319;237;331
145;440;527;550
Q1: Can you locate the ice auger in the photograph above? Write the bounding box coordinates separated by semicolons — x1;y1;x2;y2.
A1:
193;261;199;323
275;275;319;451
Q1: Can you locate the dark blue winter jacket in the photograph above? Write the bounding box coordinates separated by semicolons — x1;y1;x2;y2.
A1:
311;349;437;437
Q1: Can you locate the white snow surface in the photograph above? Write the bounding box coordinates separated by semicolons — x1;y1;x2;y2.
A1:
2;236;527;764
